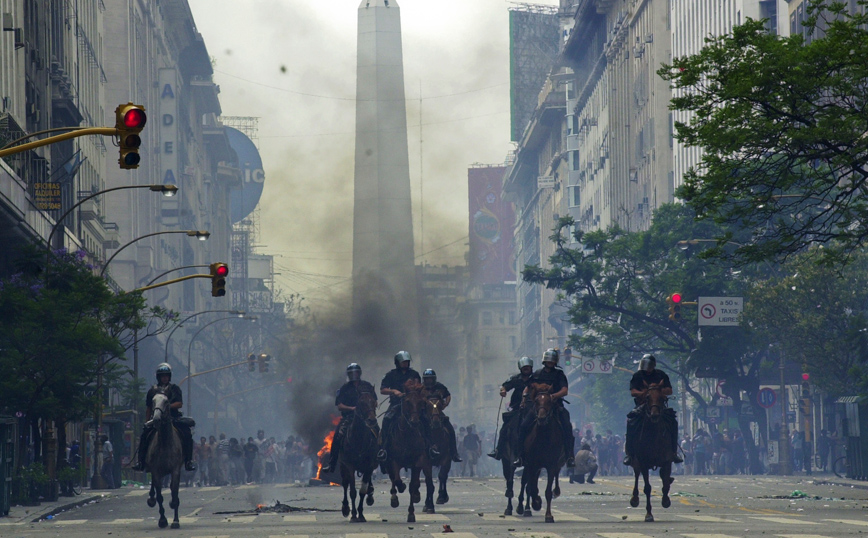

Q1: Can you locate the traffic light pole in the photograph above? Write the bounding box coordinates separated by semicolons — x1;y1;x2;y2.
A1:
133;273;211;293
0;127;118;158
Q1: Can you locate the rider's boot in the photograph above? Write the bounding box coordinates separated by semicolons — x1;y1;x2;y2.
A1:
670;421;684;463
131;430;149;471
623;454;632;466
449;432;462;463
377;429;388;462
182;431;197;472
321;428;343;474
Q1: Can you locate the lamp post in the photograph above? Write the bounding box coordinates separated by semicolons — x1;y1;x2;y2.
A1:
779;349;793;475
47;184;177;250
100;230;209;278
186;315;257;418
146;264;210;287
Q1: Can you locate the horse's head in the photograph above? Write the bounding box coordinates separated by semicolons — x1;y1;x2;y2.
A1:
427;395;444;427
401;380;426;425
151;390;171;425
644;384;667;423
530;382;553;425
356;390;378;421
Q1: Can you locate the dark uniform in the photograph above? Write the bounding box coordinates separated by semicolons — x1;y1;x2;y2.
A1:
491;373;531;460
322;380;378;473
518;366;575;465
625;368;680;463
379;366;422;455
425;381;460;461
135;383;195;471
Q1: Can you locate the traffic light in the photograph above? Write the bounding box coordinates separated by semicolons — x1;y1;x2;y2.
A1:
801;372;810;398
210;262;229;297
247;353;256;372
668;292;683;321
258;353;270;373
563;347;573;367
115;102;147;169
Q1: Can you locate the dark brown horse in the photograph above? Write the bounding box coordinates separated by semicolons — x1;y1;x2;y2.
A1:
521;383;564;523
426;395;453;507
340;390;379;522
629;385;674;522
144;390;184;529
499;409;528;516
383;380;435;523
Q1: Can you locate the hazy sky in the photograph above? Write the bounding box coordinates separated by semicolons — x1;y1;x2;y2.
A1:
188;0;559;310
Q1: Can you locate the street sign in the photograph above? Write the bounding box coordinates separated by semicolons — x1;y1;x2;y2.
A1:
768;440;779;464
698;296;743;326
581;358;614;374
757;387;777;409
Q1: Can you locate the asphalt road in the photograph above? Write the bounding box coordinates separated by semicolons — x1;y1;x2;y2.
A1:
2;473;867;537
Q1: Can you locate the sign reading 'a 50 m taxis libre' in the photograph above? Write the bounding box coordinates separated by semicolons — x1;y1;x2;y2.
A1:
698;296;743;326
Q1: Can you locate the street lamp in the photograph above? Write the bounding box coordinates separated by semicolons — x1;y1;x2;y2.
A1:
100;230;210;277
146;265;211;287
186;315;257;417
164;310;246;363
47;184;177;249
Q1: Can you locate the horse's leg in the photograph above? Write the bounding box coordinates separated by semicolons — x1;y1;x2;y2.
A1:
544;467;556;523
531;468;542;511
147;476;157;508
388;462;400;508
522;469;533;517
169;469;181;529
436;460;450;504
349;471;359;523
553;472;561;498
643;467;653;522
364;468;375;506
424;464;436;513
408;466;420;523
357;470;370;522
630;465;640;508
341;465;351;518
155;476;167;528
661;463;672;509
503;461;514;516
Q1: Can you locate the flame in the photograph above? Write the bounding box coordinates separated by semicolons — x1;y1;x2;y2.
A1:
315;416;341;480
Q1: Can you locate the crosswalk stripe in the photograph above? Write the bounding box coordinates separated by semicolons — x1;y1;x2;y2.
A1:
677;515;741;523
751;517;817;525
550;509;589;522
189;535;229;538
682;534;741;538
346;534;388;538
435;534;477;538
481;514;522;521
513;532;562;538
221;515;257;523
775;535;837;538
236;484;257;489
413;513;449;521
125;489;150;496
196;486;223;492
269;535;309;538
822;519;868;526
597;533;653;538
102;518;145;524
49;519;88;524
282;514;317;522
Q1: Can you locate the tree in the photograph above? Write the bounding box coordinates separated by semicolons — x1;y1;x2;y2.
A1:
522;204;771;472
660;1;868;266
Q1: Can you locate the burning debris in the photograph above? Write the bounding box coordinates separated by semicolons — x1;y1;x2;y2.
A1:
215;501;342;516
311;416;341;486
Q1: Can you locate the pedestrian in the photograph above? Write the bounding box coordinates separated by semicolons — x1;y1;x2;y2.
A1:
216;433;230;485
195;436;211;486
571;443;598;484
207;435;218;484
462;425;481;477
229;438;244;484
100;435;115;489
817;430;830;472
243;436;258;484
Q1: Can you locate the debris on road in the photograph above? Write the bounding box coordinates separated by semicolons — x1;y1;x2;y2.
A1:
443;523;454;532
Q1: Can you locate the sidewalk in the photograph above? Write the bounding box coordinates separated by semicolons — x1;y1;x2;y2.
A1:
2;491;109;524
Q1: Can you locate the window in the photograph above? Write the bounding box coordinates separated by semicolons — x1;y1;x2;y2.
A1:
484;336;491;351
482;311;492;326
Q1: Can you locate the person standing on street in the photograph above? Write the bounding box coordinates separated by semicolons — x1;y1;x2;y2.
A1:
100;435;115;488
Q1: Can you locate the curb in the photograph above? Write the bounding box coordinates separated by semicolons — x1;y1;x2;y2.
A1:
812;479;868;491
30;494;104;523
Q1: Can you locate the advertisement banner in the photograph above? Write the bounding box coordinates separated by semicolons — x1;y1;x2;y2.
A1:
468;165;515;285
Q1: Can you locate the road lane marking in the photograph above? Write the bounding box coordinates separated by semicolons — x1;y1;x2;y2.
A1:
179;517;200;524
189;535;229;538
481;513;522;521
102;518;145;524
346;534;389;538
413;513;450;521
236;484;257;489
197;486;223;492
677;515;740;523
550;509;589;521
269;536;309;538
682;535;741;538
434;534;477;538
48;519;88;524
776;535;836;538
598;533;653;538
513;533;562;538
751;517;818;525
221;515;257;523
678;498;694;505
125;489;149;496
739;506;792;515
186;507;203;517
281;514;317;522
823;519;868;526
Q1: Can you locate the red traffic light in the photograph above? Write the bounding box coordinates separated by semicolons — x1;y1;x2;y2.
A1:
802;373;810;381
671;293;682;303
215;264;229;277
123;108;147;129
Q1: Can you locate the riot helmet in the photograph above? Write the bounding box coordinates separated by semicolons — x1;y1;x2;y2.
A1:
542;348;559;367
394;350;412;368
156;362;172;383
639;354;656;373
422;369;437;388
347;363;362;382
517;356;534;375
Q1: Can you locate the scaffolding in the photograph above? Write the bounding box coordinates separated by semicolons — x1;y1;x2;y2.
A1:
221;116;260;149
509;4;561;142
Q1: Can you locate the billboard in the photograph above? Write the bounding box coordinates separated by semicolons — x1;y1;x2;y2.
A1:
227;127;265;224
469;165;515;285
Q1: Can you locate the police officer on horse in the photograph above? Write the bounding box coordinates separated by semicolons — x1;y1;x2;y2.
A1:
422;369;462;462
488;356;534;460
378;351;439;461
514;349;576;468
321;363;379;474
132;363;196;472
623;354;683;466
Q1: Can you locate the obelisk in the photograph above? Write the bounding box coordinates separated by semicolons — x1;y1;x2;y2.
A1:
352;0;418;350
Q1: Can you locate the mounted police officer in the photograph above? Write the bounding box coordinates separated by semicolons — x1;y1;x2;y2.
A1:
623;354;683;466
321;363;378;474
422;369;462;463
488;356;534;460
514;349;576;468
378;351;439;461
132;363;196;472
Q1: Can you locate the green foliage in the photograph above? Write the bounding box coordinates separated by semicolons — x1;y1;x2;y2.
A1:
660;0;868;266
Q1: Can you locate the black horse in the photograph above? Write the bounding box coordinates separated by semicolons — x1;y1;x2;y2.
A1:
144;390;185;529
628;385;675;522
426;394;453;507
521;383;564;523
340;390;379;523
383;379;435;523
498;409;528;516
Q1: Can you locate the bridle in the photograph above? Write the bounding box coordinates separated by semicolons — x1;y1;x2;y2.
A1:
532;388;553;426
643;385;667;422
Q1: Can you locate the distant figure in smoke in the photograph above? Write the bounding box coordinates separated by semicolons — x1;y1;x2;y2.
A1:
378;351;440;462
422;369;462;463
321;363;379;473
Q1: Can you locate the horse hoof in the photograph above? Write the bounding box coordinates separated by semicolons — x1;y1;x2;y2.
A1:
147;498;156;508
662;496;671;509
436;495;448;505
523;510;532;517
391;495;400;508
350;516;359;523
504;508;512;516
158;518;168;528
545;515;555;523
532;497;542;511
645;513;654;522
170;522;180;529
554;485;561;498
342;504;350;517
630;496;640;508
407;513;416;523
397;481;406;493
366;495;374;506
411;492;421;504
358;515;366;523
516;505;524;515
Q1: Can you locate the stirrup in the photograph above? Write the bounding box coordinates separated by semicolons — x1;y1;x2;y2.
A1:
132;461;145;471
185;461;197;472
672;454;684;464
377;449;388;462
487;450;498;460
428;446;441;459
623;455;632;466
566;456;576;468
